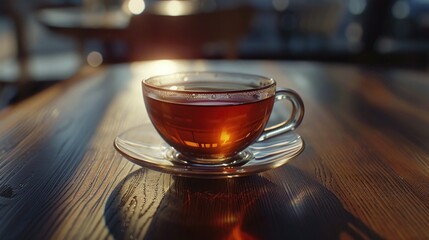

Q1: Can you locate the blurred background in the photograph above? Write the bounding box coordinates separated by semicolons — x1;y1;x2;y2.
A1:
1;0;429;108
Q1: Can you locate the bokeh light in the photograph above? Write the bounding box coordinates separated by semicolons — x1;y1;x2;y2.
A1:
272;0;290;11
161;1;193;16
392;0;410;19
348;0;367;15
127;0;146;15
345;22;363;44
87;51;103;67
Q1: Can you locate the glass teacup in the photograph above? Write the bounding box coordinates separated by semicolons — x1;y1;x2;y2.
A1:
142;72;304;165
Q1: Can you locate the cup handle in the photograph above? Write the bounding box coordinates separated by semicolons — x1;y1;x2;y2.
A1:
257;89;304;142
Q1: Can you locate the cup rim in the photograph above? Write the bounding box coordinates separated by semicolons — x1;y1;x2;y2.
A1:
142;71;276;94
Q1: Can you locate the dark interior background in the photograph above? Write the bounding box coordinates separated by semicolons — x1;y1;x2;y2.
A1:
1;0;429;108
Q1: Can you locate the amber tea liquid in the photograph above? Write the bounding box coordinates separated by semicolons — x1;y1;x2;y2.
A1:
144;94;274;159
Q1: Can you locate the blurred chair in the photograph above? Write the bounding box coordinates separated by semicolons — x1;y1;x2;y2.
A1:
0;0;81;108
124;2;255;60
36;1;254;63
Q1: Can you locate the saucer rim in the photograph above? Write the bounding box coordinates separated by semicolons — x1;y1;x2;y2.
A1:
114;124;305;179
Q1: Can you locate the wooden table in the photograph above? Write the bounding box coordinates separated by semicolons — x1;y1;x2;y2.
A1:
0;60;428;239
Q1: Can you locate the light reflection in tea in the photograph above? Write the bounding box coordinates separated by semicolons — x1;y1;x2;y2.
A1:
184;141;200;148
220;130;231;145
144;95;273;159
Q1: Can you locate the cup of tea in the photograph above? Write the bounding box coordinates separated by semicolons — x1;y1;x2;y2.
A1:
142;72;304;165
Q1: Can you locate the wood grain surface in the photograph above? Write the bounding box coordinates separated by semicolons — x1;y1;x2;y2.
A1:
0;60;428;239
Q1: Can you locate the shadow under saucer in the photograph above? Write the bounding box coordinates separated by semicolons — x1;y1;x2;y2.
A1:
104;166;383;239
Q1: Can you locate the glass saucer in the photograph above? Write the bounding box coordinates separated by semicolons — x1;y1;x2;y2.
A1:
114;124;304;178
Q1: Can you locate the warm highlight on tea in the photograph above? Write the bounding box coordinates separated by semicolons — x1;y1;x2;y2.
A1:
144;95;274;159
